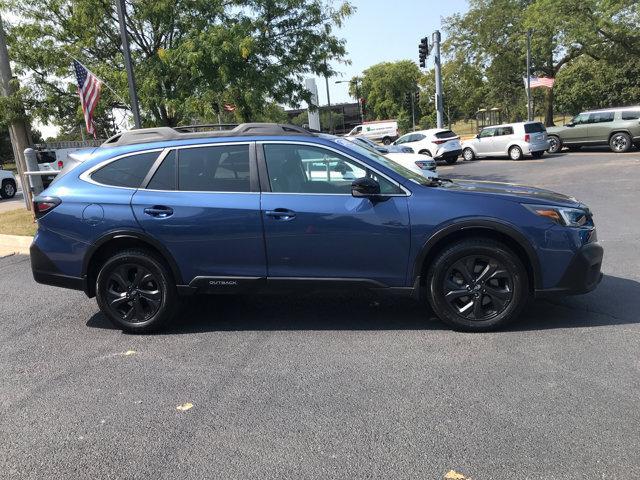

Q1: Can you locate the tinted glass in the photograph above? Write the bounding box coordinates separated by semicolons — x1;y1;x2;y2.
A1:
147;151;176;190
36;151;57;164
264;144;402;195
434;130;457;139
589;112;614;123
414;134;426;141
178;144;250;192
571;114;589;125
479;128;495;138
524;122;546;133
496;126;514;136
621;110;640;120
91;151;158;188
395;135;411;144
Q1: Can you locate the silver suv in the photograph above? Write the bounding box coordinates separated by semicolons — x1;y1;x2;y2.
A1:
461;121;549;161
546;107;640;154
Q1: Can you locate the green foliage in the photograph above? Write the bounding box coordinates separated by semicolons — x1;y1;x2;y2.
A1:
290;109;344;131
5;0;353;134
355;60;422;121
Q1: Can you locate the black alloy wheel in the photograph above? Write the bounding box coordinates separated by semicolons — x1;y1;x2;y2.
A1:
104;264;162;323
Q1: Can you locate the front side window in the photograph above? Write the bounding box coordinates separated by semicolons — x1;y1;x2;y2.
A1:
479;128;495;138
395;134;412;144
178;144;250;192
413;134;426;141
263;144;402;195
91;151;159;188
571;114;589;125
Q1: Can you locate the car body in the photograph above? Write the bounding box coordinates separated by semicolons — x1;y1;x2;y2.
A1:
461;122;549;161
0;165;17;199
546;107;640;154
346;136;412;154
384;152;438;179
393;129;462;164
346;120;399;145
31;123;603;333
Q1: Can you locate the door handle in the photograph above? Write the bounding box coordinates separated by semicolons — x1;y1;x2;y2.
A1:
144;206;174;218
265;208;296;221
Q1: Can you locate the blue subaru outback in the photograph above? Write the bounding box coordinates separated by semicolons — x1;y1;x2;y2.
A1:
30;123;603;333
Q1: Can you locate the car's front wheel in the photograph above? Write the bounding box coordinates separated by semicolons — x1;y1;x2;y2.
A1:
1;179;16;199
425;239;529;332
96;249;178;333
547;136;562;154
462;148;475;161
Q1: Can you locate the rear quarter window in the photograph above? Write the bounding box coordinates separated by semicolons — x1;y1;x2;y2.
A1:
524;123;546;133
621;110;640;120
91;151;159;188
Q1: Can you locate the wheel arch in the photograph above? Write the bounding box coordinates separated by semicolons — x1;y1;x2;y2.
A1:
608;129;632;141
82;230;183;297
412;219;541;293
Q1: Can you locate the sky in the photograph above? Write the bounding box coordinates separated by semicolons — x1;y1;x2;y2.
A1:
36;0;470;138
314;0;469;106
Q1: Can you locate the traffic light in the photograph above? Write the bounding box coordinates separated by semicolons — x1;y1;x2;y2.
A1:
404;92;412;109
418;37;429;67
415;91;420;105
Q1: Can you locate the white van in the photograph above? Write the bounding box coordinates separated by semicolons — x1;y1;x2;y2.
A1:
346;120;398;145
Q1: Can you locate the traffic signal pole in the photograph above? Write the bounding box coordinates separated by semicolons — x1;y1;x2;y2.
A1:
433;30;444;129
526;29;533;121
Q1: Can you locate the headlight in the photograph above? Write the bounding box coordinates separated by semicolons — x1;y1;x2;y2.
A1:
523;204;591;227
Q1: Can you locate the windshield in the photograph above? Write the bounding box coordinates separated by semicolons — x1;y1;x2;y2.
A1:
331;137;432;186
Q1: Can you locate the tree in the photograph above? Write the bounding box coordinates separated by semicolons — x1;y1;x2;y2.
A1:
352;60;422;121
5;0;353;135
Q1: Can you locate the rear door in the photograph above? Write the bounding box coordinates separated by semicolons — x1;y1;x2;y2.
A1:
131;142;266;287
258;142;411;287
491;126;513;155
587;111;614;143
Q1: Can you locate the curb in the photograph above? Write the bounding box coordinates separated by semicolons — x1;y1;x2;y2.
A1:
0;234;32;256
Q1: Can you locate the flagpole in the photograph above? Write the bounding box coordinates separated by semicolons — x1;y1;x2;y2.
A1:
526;29;532;122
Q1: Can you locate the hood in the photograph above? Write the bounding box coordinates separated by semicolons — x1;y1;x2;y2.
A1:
442;179;581;207
545;125;565;135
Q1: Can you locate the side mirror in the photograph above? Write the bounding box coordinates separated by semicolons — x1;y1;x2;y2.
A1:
0;164;3;170
475;134;480;139
351;177;381;197
567;122;575;127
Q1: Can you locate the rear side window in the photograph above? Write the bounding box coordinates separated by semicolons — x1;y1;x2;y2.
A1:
178;144;250;192
524;122;546;133
589;111;614;123
496;126;514;136
91;151;159;188
147;151;176;190
621;110;640;120
434;130;457;139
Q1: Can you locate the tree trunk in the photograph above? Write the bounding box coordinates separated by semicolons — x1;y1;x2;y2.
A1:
544;87;554;126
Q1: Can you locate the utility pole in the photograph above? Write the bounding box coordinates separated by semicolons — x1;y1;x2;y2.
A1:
526;29;532;121
433;30;444;128
116;0;142;129
410;91;416;131
0;13;32;209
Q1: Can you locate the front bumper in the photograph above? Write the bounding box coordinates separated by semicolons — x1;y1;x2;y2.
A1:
535;242;603;297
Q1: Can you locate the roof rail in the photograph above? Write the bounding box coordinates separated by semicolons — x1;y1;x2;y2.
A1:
101;123;316;148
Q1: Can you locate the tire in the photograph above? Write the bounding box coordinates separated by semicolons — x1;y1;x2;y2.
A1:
508;145;523;161
382;137;392;145
609;132;632;153
0;179;16;199
96;249;178;333
425;238;529;332
419;149;432;157
547;135;562;154
567;146;581;152
462;148;475;161
531;151;544;159
445;156;458;165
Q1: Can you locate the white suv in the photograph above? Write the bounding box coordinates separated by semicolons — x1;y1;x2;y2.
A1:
393;129;462;164
461;121;549;161
0;165;17;199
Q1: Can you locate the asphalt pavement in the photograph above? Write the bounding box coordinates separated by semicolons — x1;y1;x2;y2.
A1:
1;148;639;479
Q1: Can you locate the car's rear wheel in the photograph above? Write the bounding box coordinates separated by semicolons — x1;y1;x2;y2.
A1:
547;135;562;154
1;179;16;199
609;132;632;153
462;148;475;161
382;137;392;145
445;156;458;165
508;145;523;160
531;151;544;159
419;149;432;157
96;249;177;333
425;239;529;332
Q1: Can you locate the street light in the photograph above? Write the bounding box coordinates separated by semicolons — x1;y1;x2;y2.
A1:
335;78;363;124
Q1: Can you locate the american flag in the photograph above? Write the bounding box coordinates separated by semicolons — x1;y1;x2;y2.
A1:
523;76;556;89
73;60;102;137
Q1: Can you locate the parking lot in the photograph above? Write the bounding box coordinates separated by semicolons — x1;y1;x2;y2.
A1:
1;148;639;479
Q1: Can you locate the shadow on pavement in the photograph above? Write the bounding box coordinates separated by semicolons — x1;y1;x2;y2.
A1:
86;274;639;334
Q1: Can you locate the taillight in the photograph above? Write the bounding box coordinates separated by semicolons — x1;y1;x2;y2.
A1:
415;160;431;169
33;196;61;219
57;160;64;169
524;134;530;142
433;139;446;145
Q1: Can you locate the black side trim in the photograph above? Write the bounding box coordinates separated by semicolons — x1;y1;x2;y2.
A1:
189;276;265;294
412;218;542;289
82;230;184;285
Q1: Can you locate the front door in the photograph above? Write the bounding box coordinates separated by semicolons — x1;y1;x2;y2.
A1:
476;127;496;155
563;113;590;143
131;143;266;286
259;142;411;287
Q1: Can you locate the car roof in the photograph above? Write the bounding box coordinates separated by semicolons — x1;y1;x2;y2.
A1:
580;106;640;114
407;128;452;135
481;121;541;129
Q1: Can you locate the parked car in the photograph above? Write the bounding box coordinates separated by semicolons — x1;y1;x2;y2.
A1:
31;123;603;333
384;152;438;179
346;136;413;154
0;164;17;199
346;120;398;145
547;107;640;154
393;129;462;164
461;122;549;161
